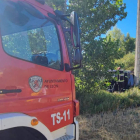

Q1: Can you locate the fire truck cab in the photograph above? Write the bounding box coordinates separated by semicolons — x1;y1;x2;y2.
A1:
0;0;82;140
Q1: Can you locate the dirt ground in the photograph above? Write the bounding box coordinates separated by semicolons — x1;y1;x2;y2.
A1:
77;107;140;140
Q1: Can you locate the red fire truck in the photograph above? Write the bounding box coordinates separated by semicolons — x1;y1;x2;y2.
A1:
0;0;82;139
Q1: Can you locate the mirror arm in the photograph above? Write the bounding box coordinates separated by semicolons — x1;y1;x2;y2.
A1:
70;63;82;70
62;14;70;16
62;17;71;24
65;61;82;72
54;10;72;24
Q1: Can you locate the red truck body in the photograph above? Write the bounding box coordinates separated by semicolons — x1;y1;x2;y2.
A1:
0;0;80;139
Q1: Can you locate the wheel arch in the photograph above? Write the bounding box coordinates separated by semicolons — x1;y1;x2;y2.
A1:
0;113;53;140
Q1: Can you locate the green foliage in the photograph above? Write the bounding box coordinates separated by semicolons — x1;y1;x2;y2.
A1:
115;52;135;71
116;0;123;6
77;87;140;114
75;37;121;94
69;0;127;40
107;26;125;43
107;26;125;58
124;33;135;54
107;27;136;56
45;0;67;11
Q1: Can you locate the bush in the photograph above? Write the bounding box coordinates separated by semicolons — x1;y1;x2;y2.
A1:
115;52;135;71
77;87;140;114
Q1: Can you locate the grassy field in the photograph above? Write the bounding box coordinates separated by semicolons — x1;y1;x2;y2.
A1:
78;107;140;140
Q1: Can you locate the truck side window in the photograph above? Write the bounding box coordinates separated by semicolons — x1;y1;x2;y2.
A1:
0;2;62;71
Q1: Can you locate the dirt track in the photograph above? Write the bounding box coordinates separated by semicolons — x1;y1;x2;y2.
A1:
78;107;140;140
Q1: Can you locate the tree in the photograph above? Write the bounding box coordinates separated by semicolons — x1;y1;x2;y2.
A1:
107;26;125;44
68;0;127;41
68;0;127;91
75;37;121;93
107;27;135;55
45;0;67;12
124;33;135;54
106;26;125;58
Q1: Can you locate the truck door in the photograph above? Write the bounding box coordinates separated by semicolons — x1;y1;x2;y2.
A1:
0;1;73;132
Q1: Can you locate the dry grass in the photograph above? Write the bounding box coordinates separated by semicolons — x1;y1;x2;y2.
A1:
78;107;140;140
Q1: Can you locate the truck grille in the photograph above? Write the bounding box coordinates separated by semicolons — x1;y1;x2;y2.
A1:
55;135;74;140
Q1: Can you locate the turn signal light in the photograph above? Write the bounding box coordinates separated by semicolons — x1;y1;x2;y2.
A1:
31;119;39;126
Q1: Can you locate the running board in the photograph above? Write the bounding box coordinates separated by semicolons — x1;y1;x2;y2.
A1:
55;135;74;140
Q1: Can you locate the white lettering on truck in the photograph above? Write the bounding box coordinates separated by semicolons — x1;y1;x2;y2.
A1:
51;114;56;125
51;109;70;125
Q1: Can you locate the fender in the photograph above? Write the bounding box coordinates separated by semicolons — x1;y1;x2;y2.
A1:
0;113;53;140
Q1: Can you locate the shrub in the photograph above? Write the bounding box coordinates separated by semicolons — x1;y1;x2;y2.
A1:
115;52;135;71
77;87;140;114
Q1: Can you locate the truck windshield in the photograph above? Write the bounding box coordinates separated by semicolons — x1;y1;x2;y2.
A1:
0;1;62;70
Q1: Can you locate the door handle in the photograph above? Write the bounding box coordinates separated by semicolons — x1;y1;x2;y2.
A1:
0;89;22;94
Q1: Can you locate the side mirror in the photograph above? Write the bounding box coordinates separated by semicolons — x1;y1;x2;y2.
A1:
70;11;80;47
64;11;82;72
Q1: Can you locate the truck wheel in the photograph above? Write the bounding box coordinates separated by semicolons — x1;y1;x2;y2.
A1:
0;127;47;140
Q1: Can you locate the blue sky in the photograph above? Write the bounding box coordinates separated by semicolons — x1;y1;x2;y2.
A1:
115;0;137;38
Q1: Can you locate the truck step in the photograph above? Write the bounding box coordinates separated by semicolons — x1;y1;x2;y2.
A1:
55;135;74;140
